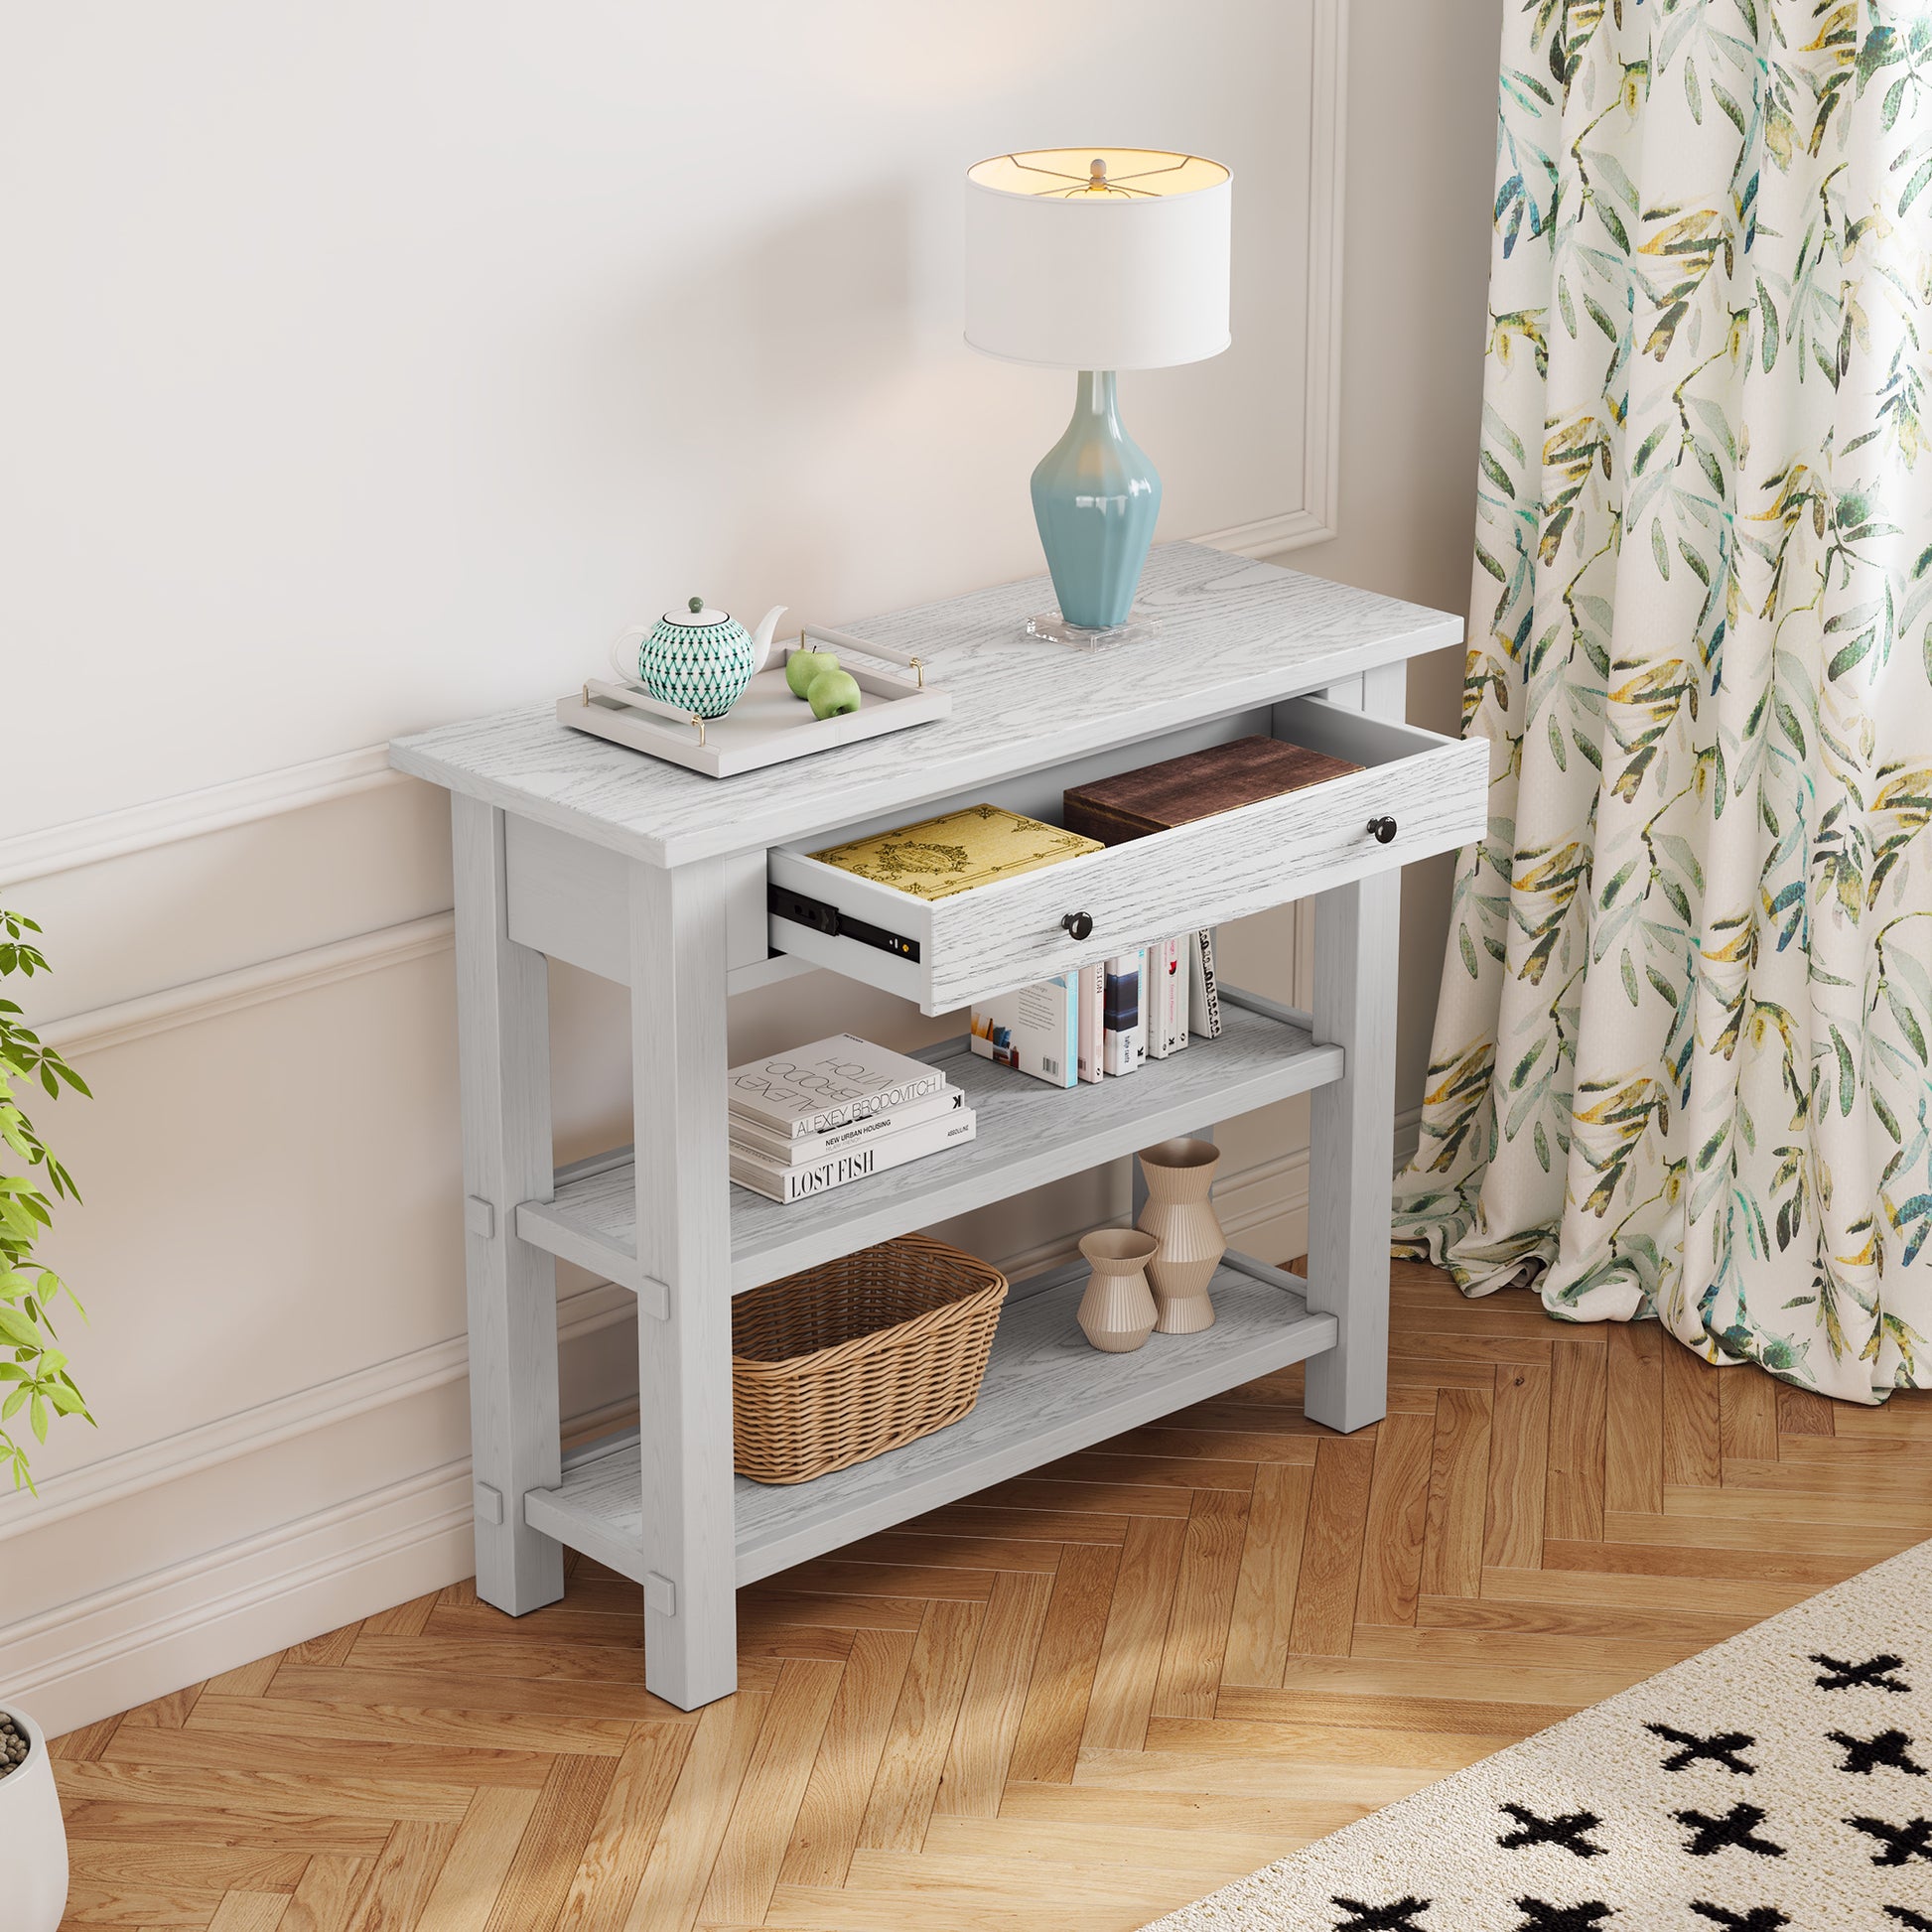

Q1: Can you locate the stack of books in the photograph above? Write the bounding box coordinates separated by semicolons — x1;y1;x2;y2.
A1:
971;928;1223;1092
728;1034;976;1203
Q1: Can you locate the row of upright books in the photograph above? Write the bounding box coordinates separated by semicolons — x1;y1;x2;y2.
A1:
969;927;1224;1089
727;1035;975;1203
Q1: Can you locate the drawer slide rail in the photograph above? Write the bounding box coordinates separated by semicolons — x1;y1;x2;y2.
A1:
767;882;920;963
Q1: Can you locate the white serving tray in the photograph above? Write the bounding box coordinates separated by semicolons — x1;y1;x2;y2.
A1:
556;624;951;778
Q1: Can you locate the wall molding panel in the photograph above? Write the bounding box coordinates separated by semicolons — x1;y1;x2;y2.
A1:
0;745;404;890
0;1277;632;1545
1193;0;1349;559
39;912;455;1057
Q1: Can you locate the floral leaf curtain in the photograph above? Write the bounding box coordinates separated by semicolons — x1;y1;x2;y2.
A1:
1394;0;1932;1401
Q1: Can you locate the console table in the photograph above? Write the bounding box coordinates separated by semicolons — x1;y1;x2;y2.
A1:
390;542;1478;1710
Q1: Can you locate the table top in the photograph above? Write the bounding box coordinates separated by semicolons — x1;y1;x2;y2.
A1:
388;543;1461;870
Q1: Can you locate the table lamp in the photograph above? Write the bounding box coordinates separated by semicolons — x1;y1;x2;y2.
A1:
965;147;1232;645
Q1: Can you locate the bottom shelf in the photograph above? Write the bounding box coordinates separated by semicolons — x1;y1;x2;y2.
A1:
526;1251;1336;1589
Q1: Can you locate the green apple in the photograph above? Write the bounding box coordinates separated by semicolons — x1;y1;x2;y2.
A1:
785;647;839;700
806;667;863;720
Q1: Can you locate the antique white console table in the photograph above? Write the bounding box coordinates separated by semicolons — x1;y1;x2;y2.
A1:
390;542;1479;1710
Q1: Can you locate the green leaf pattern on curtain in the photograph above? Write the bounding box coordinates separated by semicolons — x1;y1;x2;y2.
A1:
1394;0;1932;1401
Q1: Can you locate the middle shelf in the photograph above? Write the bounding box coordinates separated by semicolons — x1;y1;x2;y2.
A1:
515;985;1342;1296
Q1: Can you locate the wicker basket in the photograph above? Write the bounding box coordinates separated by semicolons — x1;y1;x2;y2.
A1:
732;1235;1009;1485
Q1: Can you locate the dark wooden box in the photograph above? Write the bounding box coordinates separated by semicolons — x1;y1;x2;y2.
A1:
1063;736;1363;846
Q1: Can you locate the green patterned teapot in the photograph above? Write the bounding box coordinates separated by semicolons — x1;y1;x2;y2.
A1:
610;597;787;720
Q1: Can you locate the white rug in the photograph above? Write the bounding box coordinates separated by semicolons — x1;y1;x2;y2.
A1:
1146;1540;1932;1931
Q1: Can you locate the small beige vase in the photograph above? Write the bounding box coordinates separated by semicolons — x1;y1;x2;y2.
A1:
1137;1138;1226;1333
1075;1227;1160;1353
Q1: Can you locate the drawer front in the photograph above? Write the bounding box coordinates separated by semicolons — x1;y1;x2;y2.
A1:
769;705;1489;1013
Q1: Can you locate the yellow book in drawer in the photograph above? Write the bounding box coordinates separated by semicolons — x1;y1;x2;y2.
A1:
811;805;1102;901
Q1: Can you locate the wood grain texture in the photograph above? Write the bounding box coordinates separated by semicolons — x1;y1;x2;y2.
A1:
1222;1460;1312;1688
1719;1357;1780;1463
933;1571;1054;1817
390;545;1465;870
1287;1436;1375;1655
777;1628;915;1890
854;1599;984;1854
1605;1319;1664;1516
553;1723;690;1932
1304;772;1403;1434
1353;1413;1434;1627
1662;1337;1724;1486
451;794;565;1620
1152;1488;1252;1720
414;1786;539;1932
1006;1542;1123;1786
1419;1385;1492;1601
1545;1335;1607;1544
1081;1515;1189;1753
627;853;739;1710
696;1660;843;1926
58;1264;1930;1932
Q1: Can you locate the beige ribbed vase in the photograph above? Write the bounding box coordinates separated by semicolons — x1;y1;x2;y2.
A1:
1075;1227;1160;1353
1136;1138;1225;1333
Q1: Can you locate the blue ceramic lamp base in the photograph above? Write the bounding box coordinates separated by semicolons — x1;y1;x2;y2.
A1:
1028;370;1161;646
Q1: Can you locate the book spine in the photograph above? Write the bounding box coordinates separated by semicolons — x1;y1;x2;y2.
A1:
1146;935;1171;1059
1191;928;1223;1039
1167;927;1181;1050
731;1066;945;1140
1061;968;1079;1091
730;1108;977;1203
1103;949;1146;1076
728;1086;961;1166
1077;962;1104;1082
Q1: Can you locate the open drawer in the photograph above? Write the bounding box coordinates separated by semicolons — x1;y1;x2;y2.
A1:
767;696;1489;1014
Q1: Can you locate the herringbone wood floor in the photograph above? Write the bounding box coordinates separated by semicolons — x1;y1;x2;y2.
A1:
51;1263;1932;1932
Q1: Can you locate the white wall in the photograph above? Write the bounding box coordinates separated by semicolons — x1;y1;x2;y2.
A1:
0;0;1500;1731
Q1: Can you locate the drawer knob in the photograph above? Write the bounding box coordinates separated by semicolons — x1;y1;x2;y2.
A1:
1061;910;1095;941
1367;816;1399;844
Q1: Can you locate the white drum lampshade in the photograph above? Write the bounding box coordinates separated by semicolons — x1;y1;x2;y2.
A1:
964;148;1231;371
963;147;1232;640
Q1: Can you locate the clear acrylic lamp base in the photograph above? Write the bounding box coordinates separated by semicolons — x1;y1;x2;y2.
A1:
1025;612;1159;651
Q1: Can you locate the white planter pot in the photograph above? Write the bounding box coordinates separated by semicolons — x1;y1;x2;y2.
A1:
0;1707;69;1932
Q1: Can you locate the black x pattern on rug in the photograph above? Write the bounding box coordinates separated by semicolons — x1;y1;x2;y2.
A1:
1847;1814;1932;1865
1647;1723;1757;1774
1498;1803;1607;1858
1674;1802;1786;1860
1831;1728;1928;1776
1813;1653;1914;1694
1329;1897;1433;1932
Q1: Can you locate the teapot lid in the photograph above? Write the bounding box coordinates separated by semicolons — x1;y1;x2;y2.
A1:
661;595;731;627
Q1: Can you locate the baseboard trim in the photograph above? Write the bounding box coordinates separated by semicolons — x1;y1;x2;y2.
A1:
3;1459;477;1737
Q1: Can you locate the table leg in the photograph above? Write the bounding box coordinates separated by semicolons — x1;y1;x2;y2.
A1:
1304;661;1406;1434
452;796;565;1615
628;856;739;1709
1304;871;1399;1432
